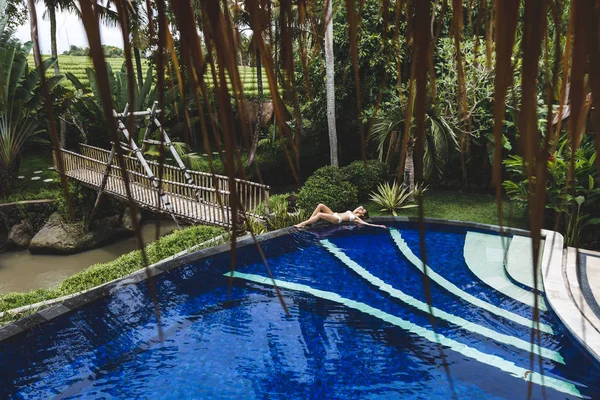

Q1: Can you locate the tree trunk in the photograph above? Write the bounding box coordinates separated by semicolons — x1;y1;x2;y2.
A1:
134;47;144;90
324;0;338;167
246;46;263;168
27;0;40;68
49;6;67;149
0;164;14;197
403;139;415;200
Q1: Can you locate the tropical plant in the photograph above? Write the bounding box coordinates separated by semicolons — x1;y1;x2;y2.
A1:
0;38;61;196
369;180;417;216
503;138;600;246
66;62;175;146
370;95;459;185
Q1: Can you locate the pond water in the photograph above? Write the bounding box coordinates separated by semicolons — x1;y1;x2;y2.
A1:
0;220;179;294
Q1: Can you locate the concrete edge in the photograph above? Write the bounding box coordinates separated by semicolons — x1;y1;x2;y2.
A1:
0;217;534;344
0;199;57;208
542;231;600;363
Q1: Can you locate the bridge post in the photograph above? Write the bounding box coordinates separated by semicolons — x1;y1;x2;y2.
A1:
88;144;117;230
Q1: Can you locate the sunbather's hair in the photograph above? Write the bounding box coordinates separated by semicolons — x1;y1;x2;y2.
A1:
362;210;370;219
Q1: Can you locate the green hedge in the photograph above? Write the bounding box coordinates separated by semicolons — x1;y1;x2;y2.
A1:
341;160;389;201
0;225;226;317
297;166;358;212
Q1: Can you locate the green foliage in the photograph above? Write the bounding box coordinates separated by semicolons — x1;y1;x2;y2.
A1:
248;193;308;232
0;225;226;316
66;61;174;147
54;181;98;222
254;138;295;185
0;34;61;196
297;166;358;212
503;138;600;246
297;0;404;164
369;181;417;216
341;160;389;200
370;95;458;180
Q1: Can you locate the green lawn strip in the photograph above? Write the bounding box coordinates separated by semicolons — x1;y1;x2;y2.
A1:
365;190;528;229
1;152;61;204
0;225;226;320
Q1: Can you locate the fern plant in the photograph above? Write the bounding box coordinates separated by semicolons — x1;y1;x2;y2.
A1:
370;181;417;216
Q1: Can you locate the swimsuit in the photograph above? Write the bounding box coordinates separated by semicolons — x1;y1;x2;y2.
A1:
333;211;355;224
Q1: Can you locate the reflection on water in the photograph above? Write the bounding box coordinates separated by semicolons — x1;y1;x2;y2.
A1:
0;220;179;294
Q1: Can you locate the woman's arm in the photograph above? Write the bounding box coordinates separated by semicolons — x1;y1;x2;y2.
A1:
355;218;386;229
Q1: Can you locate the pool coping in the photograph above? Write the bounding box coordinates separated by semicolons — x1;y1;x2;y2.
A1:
0;217;572;347
550;247;600;362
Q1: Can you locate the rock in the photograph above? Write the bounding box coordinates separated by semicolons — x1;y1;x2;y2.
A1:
29;212;131;255
121;207;142;232
7;220;33;249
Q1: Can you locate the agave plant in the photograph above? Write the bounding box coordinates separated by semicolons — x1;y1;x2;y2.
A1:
369;181;417;216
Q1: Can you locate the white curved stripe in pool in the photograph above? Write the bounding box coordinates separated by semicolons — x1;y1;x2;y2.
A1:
320;239;563;363
505;235;545;291
227;271;582;399
464;232;547;311
389;229;554;335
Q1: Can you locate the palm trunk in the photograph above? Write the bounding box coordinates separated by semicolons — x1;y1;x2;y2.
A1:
246;46;263;168
403;139;415;200
0;167;13;197
134;47;144;90
27;0;40;68
324;0;338;167
49;6;67;149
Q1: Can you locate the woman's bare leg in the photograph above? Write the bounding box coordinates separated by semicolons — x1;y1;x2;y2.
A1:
295;212;339;228
311;203;333;218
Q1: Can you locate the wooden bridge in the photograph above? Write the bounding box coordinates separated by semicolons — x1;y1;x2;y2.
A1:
53;104;270;229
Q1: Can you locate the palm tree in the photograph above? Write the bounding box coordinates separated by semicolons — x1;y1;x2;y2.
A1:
370;96;458;191
40;0;76;148
324;0;338;166
230;1;268;168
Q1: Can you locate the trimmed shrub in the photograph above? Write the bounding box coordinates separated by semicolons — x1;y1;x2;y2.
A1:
297;166;358;212
341;160;389;200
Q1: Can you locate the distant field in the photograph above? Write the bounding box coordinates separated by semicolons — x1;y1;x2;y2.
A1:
29;55;272;96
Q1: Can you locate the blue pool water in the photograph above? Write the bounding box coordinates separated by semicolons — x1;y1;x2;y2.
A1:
1;222;599;399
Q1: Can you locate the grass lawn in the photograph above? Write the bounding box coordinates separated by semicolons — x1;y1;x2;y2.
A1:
1;151;61;204
365;190;529;230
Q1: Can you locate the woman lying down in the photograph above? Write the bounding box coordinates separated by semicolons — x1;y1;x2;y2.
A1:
294;203;386;229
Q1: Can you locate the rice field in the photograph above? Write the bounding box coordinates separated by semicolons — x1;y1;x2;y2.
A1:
28;55;273;96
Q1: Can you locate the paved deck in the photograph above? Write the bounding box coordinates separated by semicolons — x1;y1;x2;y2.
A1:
542;232;600;362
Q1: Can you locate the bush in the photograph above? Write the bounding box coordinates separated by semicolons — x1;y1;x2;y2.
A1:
254;139;295;185
297;166;358;212
341;160;389;200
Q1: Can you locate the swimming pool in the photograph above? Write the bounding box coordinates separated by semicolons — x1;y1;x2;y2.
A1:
1;221;599;399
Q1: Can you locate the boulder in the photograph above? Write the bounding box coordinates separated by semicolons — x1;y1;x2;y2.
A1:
121;207;142;232
7;220;33;249
29;213;131;255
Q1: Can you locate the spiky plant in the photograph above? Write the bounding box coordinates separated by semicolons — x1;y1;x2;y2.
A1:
369;181;417;216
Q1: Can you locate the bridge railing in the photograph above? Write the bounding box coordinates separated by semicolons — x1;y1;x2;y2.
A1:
56;145;271;227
